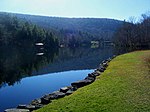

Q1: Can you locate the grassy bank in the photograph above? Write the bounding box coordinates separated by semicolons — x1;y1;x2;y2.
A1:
35;50;150;112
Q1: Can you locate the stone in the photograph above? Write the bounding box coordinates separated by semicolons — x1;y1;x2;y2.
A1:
85;79;94;84
94;70;102;75
84;76;95;82
5;108;29;112
102;60;108;64
17;105;26;109
93;72;100;76
71;80;86;88
96;68;104;72
42;91;66;100
34;104;44;109
66;90;74;95
89;72;100;77
102;62;108;68
112;55;116;59
25;105;36;111
107;58;112;62
70;86;78;91
17;104;36;111
99;66;106;70
30;99;41;105
60;87;70;93
50;91;66;99
41;97;51;104
88;73;96;78
42;94;51;99
71;79;93;88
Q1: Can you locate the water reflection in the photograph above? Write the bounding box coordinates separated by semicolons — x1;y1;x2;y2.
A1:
33;47;115;75
0;46;116;88
0;46;116;111
0;69;93;112
0;45;149;111
0;45;58;88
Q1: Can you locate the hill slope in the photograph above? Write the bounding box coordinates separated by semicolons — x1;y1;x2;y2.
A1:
10;13;123;46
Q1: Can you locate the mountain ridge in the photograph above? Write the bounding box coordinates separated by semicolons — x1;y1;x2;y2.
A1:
1;12;124;46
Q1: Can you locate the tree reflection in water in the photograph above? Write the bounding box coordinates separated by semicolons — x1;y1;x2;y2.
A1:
0;45;58;87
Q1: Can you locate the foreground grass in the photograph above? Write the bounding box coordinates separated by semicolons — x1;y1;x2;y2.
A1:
35;50;150;112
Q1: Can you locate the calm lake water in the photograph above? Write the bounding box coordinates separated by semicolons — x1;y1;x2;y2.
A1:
0;46;115;111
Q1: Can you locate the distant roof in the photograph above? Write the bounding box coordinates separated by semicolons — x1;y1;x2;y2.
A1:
35;43;44;46
36;53;44;56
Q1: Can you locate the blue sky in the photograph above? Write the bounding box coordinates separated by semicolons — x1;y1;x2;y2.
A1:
0;0;150;20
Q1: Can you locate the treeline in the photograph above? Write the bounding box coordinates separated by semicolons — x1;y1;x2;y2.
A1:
0;13;58;48
11;13;123;47
113;14;150;48
57;28;105;47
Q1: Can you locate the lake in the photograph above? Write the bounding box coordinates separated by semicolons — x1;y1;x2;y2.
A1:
0;46;115;111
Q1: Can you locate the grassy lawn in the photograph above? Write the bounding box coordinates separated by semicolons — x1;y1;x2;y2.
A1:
35;50;150;112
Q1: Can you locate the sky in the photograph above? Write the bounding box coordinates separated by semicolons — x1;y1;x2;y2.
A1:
0;0;150;20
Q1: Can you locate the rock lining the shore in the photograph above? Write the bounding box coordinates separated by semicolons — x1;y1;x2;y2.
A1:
5;55;116;112
4;108;30;112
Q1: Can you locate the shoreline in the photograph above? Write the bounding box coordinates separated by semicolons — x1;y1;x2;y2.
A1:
5;56;116;112
34;50;150;112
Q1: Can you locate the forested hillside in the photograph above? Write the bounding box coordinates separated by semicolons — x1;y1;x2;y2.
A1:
0;13;59;86
0;12;58;48
113;14;150;48
10;13;123;47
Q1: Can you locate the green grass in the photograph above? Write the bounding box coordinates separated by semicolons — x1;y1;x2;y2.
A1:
35;50;150;112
